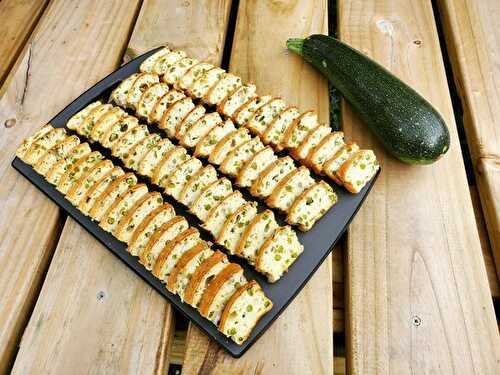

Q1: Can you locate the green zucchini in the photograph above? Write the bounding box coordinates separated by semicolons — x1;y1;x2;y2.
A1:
287;35;450;164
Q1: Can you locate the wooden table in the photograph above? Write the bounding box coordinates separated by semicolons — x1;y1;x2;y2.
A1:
0;0;499;373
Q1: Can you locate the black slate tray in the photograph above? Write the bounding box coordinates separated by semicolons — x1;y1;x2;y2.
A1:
12;47;379;358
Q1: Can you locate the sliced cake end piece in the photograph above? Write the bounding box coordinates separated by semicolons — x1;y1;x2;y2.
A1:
336;150;379;193
66;101;102;131
219;281;273;344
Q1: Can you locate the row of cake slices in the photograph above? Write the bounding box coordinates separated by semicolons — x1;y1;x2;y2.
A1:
68;101;337;233
110;46;379;194
63;106;306;283
16;125;273;344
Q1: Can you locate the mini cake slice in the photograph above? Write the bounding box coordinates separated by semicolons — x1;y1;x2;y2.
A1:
256;226;304;282
150;89;186;124
109;74;140;107
136;82;170;120
16;124;53;159
160;97;195;138
219;281;273;344
101;116;139;148
57;151;103;194
114;191;163;243
245;98;287;136
163;157;203;200
153;228;201;281
23;128;67;165
123;133;161;170
308;132;345;174
262;106;300;150
180;112;223;148
293;124;331;161
137;138;174;178
219;137;264;178
198;263;247;325
201;191;246;238
166;242;213;297
218;84;257;118
163;57;198;85
208;128;251;165
89;173;137;221
77;104;113;137
177;62;214;91
250;156;295;199
90;107;127;143
236;146;277;188
283;110;319;149
237;210;278;264
178;165;218;207
128;204;176;256
126;73;160;110
184;251;229;308
266;166;315;213
34;135;80;176
233;95;273;126
189;67;226;99
139;216;189;270
205;73;242;106
153;50;187;75
217;202;257;254
287;181;338;231
336;150;379;193
45;143;91;185
190;178;233;222
323;142;360;184
99;183;148;233
194;119;236;158
66;101;102;130
66;160;114;206
111;125;149;160
175;104;206;138
139;47;170;73
151;146;189;187
78;167;124;215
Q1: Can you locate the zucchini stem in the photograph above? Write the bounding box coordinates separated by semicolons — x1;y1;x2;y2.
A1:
286;38;304;55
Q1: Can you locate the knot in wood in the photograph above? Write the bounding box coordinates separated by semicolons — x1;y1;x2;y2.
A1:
4;118;16;128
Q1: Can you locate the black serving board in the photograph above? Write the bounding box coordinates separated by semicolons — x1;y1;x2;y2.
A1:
12;47;379;358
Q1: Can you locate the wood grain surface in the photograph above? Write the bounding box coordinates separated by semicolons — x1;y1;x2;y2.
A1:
0;0;50;90
182;1;333;373
0;0;141;372
437;0;500;282
338;0;500;373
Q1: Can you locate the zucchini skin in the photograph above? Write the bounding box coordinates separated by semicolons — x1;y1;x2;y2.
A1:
287;35;450;164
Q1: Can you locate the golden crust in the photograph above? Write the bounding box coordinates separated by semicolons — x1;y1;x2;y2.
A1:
88;172;136;218
265;166;305;209
166;241;208;292
151;146;184;185
78;167;123;213
198;263;243;317
138;215;186;266
235;146;272;187
323;142;359;184
236;209;272;256
152;227;200;279
175;104;205;138
128;204;175;254
56;151;100;192
99;183;147;227
183;251;227;306
261;105;298;150
65;159;113;201
282;110;315;149
159;97;192;130
114;191;162;240
308;131;344;174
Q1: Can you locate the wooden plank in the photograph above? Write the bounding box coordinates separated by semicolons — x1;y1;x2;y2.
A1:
470;186;500;299
0;1;142;371
437;0;500;282
0;0;49;90
338;0;500;373
125;0;232;65
9;0;232;372
11;221;174;374
182;1;333;373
